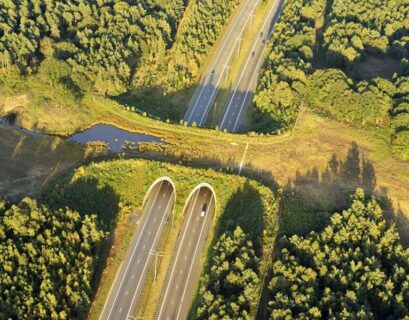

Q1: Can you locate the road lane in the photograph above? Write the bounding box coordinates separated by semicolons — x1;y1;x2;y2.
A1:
184;0;261;127
99;181;175;320
156;187;215;320
218;0;283;132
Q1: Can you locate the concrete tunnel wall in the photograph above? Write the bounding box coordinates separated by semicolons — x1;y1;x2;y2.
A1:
182;182;217;216
141;176;176;209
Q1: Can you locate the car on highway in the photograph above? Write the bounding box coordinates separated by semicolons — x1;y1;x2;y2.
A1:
210;69;215;78
200;203;207;217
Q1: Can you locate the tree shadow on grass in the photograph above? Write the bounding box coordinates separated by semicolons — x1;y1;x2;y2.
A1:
215;181;266;251
45;176;122;319
280;141;399;238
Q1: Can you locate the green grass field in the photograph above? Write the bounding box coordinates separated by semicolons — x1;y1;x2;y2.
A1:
46;159;278;319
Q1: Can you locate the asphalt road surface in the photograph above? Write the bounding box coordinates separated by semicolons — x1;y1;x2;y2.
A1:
155;186;215;320
183;0;261;127
99;180;175;320
219;0;283;132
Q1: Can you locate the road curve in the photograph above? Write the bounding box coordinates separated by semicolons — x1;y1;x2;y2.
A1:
99;180;175;320
219;0;284;132
155;186;215;320
183;0;261;127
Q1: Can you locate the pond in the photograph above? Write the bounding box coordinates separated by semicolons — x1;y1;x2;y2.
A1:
1;117;161;152
67;124;161;152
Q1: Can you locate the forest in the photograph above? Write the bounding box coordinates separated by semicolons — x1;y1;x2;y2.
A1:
253;0;409;159
195;227;260;319
253;0;326;132
268;189;409;319
0;0;241;100
0;0;187;96
0;197;104;319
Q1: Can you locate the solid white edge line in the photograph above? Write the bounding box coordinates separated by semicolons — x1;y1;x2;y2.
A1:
185;1;251;123
219;0;280;130
198;0;261;126
175;194;214;320
232;0;282;132
125;189;175;319
103;181;164;320
156;188;201;320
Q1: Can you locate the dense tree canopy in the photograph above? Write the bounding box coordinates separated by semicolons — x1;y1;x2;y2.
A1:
253;0;326;132
0;198;104;319
308;69;393;126
269;189;409;319
0;0;186;95
323;0;409;66
392;77;409;160
195;227;260;320
165;0;240;91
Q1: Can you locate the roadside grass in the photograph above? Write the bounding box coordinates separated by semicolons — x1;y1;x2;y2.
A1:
1;85;408;240
46;159;278;319
120;0;250;121
0;125;104;200
207;1;271;127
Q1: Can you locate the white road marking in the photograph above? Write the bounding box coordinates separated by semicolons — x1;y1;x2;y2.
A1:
222;0;281;132
157;190;201;319
185;0;260;124
125;192;175;319
102;181;164;320
176;195;215;319
197;0;262;126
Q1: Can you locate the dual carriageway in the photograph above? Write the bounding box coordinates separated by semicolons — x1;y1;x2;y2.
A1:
99;178;216;320
100;0;283;318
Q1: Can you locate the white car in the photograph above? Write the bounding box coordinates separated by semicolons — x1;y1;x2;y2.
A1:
200;204;207;217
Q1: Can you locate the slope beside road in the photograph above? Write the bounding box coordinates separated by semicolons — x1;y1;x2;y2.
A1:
219;0;284;132
155;187;215;320
183;0;261;127
99;181;175;320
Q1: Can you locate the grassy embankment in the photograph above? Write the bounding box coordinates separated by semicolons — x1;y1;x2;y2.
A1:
46;159;279;319
1;84;408;241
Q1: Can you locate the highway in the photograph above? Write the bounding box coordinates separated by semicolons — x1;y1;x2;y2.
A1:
99;180;175;320
219;0;283;132
183;0;261;127
155;186;215;320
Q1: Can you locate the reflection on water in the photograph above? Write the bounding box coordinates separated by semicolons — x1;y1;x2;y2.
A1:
67;124;161;152
0;119;161;153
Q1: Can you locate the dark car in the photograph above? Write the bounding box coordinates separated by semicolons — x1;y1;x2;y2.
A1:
200;203;207;217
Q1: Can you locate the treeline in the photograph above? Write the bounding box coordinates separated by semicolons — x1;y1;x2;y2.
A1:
323;0;409;67
195;227;260;319
165;0;240;91
307;69;393;126
0;197;104;319
0;0;186;96
392;77;409;160
268;189;409;319
319;0;409;157
253;0;408;159
253;0;326;132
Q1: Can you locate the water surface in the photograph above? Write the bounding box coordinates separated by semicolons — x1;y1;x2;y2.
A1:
67;124;161;152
